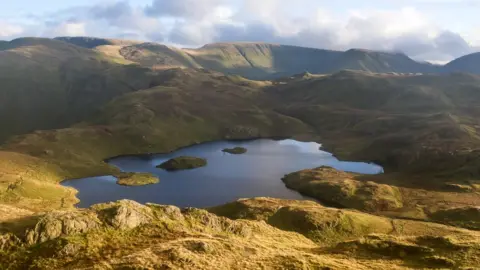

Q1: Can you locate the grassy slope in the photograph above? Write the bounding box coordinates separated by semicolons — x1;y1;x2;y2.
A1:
268;71;480;174
120;43;202;69
0;68;312;211
1;69;479;223
1;198;479;269
0;37;173;143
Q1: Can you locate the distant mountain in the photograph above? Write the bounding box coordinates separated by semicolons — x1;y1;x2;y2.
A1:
120;42;438;79
0;40;8;50
444;52;480;73
2;36;480;143
54;36;141;49
332;49;440;73
58;37;442;79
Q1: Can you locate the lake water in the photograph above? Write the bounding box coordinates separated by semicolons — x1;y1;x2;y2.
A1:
62;139;383;208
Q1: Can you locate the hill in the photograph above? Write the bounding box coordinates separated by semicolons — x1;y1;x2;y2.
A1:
0;37;173;142
333;49;439;73
268;70;480;175
444;52;480;73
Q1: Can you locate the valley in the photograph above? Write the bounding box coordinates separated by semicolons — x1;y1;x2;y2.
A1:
0;37;479;269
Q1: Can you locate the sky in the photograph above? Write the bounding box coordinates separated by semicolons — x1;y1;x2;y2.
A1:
1;0;480;63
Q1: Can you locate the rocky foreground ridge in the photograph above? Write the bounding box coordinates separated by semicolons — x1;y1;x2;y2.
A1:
1;198;479;269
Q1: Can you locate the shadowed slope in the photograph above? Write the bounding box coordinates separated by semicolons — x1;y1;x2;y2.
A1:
444;52;480;73
268;71;480;176
0;38;176;142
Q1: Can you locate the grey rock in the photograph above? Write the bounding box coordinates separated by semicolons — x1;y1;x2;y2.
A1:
25;210;101;245
146;203;184;221
0;233;22;251
92;200;154;230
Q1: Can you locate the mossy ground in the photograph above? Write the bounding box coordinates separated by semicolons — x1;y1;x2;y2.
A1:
115;172;159;186
2;198;479;269
157;156;208;171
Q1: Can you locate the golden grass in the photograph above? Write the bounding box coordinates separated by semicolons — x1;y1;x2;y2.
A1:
2;198;479;269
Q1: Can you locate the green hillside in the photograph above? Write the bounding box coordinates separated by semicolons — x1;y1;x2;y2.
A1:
268;70;480;175
120;43;201;69
0;37;172;142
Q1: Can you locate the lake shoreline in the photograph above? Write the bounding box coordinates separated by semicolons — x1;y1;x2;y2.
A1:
63;139;383;209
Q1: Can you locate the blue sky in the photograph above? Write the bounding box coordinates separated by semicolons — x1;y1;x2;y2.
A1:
1;0;479;63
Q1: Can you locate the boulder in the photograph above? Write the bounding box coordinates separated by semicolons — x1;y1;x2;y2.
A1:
146;203;184;221
0;233;22;251
92;200;154;230
25;210;101;244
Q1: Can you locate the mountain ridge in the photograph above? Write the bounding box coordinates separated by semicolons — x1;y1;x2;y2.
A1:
50;36;478;79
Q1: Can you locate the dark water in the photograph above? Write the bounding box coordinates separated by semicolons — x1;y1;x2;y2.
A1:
62;139;383;208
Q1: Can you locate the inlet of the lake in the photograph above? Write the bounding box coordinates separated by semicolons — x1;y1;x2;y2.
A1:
62;139;383;208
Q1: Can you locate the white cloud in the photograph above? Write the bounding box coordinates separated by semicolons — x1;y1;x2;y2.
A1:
0;21;24;38
145;0;227;19
50;22;86;36
2;0;478;62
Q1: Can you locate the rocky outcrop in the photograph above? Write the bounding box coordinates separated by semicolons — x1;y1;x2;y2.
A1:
2;198;480;269
282;166;403;212
92;200;154;230
25;210;101;244
147;203;184;221
210;198;393;243
23;200;158;245
0;233;22;251
157;156;207;171
116;172;159;186
429;206;480;230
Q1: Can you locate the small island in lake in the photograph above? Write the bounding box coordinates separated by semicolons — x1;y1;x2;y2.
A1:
157;156;207;171
116;172;159;186
222;147;247;154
